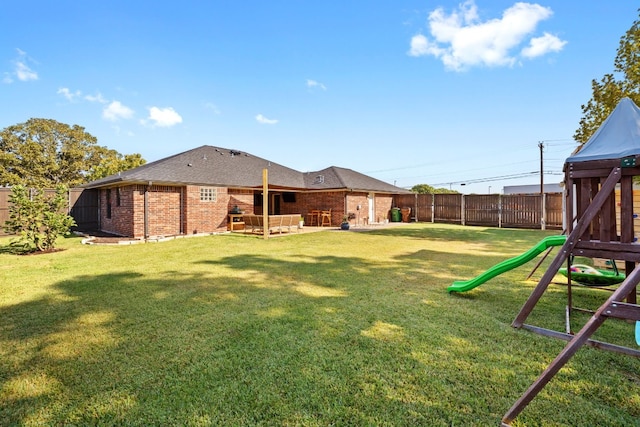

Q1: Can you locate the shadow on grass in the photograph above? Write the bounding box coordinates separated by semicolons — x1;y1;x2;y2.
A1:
358;223;559;253
0;239;32;255
0;227;637;426
0;233;81;255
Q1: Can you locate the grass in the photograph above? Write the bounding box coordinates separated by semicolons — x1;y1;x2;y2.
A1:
0;223;638;426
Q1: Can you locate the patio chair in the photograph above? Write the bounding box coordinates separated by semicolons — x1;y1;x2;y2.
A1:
320;209;332;227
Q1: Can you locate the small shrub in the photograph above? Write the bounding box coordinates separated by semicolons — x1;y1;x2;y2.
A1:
4;185;76;252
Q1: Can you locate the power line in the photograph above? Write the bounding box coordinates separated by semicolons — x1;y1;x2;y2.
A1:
431;171;562;187
366;139;574;176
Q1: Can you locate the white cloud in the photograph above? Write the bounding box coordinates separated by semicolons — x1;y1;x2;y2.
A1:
521;32;567;58
408;1;565;71
85;92;107;103
203;102;221;115
409;34;445;58
4;49;38;83
57;87;108;104
57;87;82;102
146;106;183;127
306;79;327;91
256;114;278;125
15;61;38;81
103;101;135;121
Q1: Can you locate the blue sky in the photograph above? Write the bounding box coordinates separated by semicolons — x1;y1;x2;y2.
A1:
1;1;636;194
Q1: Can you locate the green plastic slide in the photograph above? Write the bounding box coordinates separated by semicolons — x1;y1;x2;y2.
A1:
447;235;567;293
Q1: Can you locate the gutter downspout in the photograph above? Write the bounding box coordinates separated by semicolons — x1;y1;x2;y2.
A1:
346;189;352;225
144;181;151;240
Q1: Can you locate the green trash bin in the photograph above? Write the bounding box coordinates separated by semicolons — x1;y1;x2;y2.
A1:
390;207;401;222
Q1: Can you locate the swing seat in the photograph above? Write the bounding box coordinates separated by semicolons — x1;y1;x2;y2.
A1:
558;264;626;286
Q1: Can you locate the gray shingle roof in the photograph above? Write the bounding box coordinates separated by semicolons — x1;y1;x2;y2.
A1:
86;145;410;194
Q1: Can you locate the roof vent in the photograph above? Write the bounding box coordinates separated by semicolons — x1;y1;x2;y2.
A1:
314;175;324;184
229;150;242;157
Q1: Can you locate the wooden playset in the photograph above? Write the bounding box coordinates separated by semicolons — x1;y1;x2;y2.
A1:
501;98;640;426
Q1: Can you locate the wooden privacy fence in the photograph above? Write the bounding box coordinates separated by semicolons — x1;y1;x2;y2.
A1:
0;188;99;235
394;193;564;230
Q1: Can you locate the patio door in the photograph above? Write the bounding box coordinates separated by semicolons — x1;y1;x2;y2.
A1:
368;193;375;223
271;194;281;215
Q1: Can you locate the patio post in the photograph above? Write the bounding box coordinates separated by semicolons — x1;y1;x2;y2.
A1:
263;169;269;240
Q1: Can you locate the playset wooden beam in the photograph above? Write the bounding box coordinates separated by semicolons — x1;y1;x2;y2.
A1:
501;267;640;426
503;163;639;424
512;166;622;328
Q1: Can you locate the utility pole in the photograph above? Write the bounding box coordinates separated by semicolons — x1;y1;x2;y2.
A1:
539;141;546;230
539;141;544;194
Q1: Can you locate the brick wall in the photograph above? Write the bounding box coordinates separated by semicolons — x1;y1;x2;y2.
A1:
98;185;398;238
131;187;145;237
274;190;395;226
100;185;183;238
147;186;182;237
228;189;255;215
100;186;135;237
183;185;229;235
345;193;369;225
99;185;252;238
295;191;345;226
374;195;394;223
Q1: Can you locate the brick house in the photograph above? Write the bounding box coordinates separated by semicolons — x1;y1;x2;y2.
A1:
84;145;412;239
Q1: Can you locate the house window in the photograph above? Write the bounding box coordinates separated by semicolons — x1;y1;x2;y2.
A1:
116;188;121;207
106;189;112;219
200;187;217;202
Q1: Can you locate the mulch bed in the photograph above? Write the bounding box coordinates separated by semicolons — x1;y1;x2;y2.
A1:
77;230;140;244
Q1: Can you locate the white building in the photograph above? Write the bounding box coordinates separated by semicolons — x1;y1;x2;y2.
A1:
503;183;563;195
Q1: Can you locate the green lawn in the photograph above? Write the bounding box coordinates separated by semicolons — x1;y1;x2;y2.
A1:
1;224;638;426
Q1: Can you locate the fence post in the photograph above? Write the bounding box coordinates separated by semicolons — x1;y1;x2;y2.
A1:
499;194;503;228
431;193;435;223
541;193;547;230
461;194;465;226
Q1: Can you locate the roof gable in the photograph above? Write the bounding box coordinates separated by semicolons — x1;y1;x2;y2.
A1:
304;166;411;193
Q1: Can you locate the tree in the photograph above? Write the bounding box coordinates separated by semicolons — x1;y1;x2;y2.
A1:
3;185;76;252
411;183;459;194
0;118;145;187
85;148;146;182
575;11;640;143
